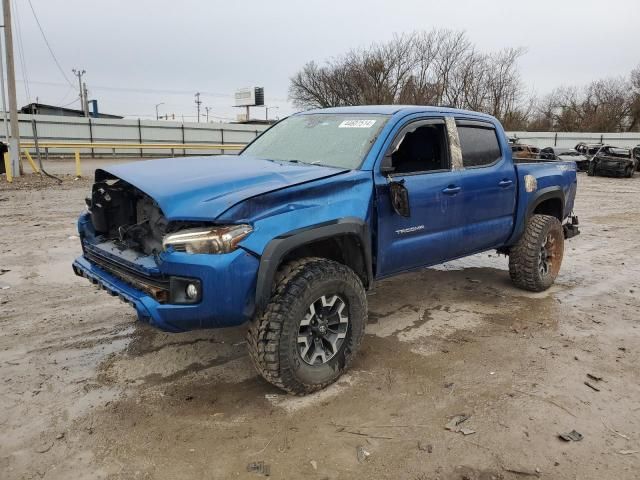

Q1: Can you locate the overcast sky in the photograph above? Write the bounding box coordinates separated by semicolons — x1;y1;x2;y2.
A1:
10;0;640;122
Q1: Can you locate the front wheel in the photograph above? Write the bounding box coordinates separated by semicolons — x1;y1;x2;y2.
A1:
587;161;597;176
509;214;565;292
246;257;367;395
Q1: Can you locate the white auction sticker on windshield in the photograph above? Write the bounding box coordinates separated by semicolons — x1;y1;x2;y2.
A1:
339;119;377;128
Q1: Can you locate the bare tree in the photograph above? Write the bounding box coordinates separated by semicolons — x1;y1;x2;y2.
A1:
529;74;638;133
291;32;639;133
289;29;527;126
628;64;640;131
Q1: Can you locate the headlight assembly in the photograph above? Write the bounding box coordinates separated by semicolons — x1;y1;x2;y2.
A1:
162;225;252;254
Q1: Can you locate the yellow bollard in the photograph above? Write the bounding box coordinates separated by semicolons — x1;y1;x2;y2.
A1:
3;151;11;182
74;150;82;178
23;149;40;173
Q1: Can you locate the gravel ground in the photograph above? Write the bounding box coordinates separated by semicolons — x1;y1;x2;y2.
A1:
1;161;639;480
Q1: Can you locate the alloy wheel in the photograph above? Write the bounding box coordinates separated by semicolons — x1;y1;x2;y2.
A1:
297;295;349;365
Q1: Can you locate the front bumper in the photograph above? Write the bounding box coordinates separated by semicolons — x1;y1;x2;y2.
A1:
73;247;260;332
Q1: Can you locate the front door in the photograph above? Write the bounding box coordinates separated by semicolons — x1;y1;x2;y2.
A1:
375;118;465;276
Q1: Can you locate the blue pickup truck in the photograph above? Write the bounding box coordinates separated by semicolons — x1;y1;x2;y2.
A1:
73;106;579;394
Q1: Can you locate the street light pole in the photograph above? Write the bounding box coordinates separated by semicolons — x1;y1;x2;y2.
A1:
265;106;279;121
155;102;164;121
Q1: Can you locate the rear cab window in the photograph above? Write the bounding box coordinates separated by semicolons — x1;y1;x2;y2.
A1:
457;123;502;167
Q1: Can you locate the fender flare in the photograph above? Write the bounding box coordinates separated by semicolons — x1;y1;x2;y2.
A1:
526;187;565;222
254;217;372;310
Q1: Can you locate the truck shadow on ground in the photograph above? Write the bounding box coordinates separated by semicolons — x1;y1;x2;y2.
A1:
95;261;566;408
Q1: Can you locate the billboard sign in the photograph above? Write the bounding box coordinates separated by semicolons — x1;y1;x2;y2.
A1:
234;87;264;107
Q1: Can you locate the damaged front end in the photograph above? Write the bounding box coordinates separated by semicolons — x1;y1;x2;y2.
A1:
73;170;260;332
88;174;197;256
82;173;205;304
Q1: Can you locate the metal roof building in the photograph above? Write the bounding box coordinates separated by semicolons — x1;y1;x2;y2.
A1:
19;102;123;119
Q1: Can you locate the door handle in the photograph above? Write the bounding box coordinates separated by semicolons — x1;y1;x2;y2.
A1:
442;185;461;195
498;179;513;188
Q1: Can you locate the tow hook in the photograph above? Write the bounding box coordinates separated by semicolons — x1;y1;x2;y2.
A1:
564;215;580;239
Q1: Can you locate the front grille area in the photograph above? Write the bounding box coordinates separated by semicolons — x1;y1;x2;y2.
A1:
83;249;170;303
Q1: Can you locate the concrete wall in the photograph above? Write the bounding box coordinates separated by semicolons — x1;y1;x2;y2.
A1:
507;131;640;149
2;113;638;157
2;114;270;157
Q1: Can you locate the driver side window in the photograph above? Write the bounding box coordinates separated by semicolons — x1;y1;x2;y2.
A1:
390;123;449;174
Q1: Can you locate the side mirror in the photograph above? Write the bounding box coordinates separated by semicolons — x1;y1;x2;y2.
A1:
389;180;410;217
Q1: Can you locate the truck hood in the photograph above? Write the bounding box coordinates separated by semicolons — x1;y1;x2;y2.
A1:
97;155;347;221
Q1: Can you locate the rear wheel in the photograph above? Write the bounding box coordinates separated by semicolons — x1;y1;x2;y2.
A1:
247;257;367;395
625;166;634;178
509;214;564;292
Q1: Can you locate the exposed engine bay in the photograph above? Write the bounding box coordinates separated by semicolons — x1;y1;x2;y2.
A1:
87;176;199;255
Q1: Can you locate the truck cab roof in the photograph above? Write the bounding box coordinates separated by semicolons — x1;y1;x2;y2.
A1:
300;105;497;121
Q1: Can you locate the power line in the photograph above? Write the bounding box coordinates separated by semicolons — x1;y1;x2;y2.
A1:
26;0;75;89
59;96;79;108
14;78;290;102
12;0;31;101
54;84;75;106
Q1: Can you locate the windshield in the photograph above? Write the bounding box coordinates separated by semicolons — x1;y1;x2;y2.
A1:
608;148;631;158
241;114;390;169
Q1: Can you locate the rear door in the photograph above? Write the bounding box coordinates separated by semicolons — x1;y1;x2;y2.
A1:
455;120;517;253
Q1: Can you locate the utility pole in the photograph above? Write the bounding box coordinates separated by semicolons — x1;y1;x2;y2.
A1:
194;92;201;123
3;0;20;176
82;82;89;117
204;106;210;123
0;25;10;149
72;69;86;115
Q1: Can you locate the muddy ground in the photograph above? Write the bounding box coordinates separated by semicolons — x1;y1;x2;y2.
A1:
1;162;639;480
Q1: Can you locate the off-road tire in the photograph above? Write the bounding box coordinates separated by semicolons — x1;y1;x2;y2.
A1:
625;166;634;178
246;257;367;395
509;214;564;292
587;162;596;176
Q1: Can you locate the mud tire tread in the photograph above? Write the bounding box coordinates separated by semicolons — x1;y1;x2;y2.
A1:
509;214;563;292
246;257;366;395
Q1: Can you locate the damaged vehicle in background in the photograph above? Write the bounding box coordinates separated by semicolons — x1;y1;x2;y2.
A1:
511;143;540;159
72;105;579;395
587;145;637;178
539;147;589;171
574;142;604;171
